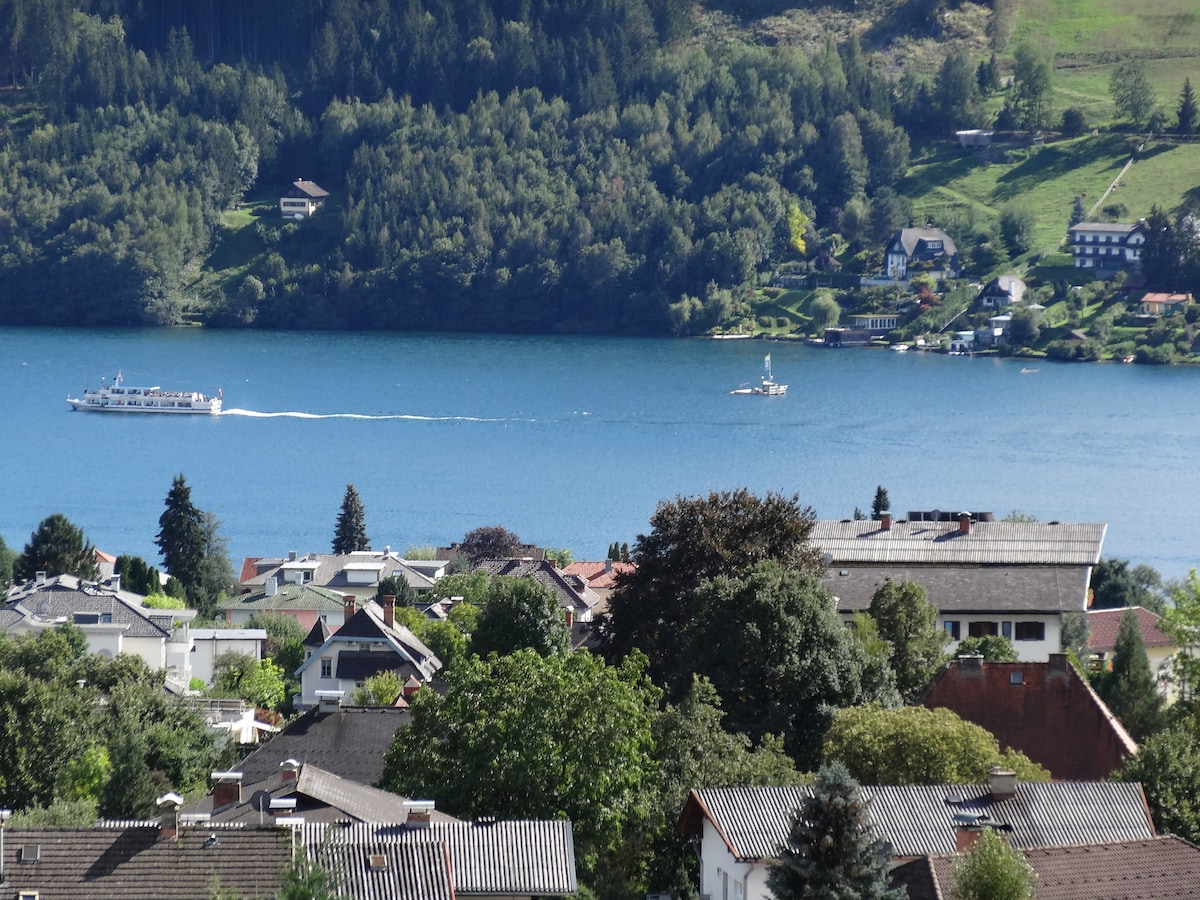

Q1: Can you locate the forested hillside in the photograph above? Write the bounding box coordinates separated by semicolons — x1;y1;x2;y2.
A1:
1;0;1188;336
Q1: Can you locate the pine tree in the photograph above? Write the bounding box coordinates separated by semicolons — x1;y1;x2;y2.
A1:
155;474;204;594
1098;608;1165;741
1069;195;1086;227
332;483;370;554
767;762;904;900
871;485;890;519
14;513;100;583
1178;78;1198;135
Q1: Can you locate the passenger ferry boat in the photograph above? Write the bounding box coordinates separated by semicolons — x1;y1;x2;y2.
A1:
67;371;222;414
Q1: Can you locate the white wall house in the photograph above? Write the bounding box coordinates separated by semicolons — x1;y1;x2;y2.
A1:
187;628;269;686
1068;221;1145;270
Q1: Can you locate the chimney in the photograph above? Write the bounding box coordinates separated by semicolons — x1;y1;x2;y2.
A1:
958;653;984;675
316;690;344;713
989;767;1017;801
157;791;184;840
382;594;395;629
881;512;892;531
955;824;983;852
604;559;612;574
403;675;422;698
1047;653;1069;676
280;758;300;783
211;772;244;810
344;595;357;622
110;574;121;593
958;512;971;534
565;608;575;630
288;550;297;561
265;576;278;597
404;799;435;829
36;570;47;586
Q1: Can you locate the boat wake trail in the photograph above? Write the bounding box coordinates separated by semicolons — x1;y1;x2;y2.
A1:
221;408;527;423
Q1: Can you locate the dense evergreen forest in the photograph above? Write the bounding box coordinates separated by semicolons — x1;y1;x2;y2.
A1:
0;0;956;333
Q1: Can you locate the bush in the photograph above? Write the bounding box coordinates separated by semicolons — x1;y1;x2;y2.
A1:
1061;106;1088;136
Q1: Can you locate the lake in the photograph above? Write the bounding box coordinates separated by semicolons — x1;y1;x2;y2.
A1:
2;327;1198;581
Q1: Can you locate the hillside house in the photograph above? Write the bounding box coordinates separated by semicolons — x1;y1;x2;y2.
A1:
279;179;328;218
978;274;1026;308
1069;221;1145;271
1136;291;1190;317
885;228;959;280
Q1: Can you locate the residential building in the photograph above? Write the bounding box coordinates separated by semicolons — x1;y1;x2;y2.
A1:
1136;291;1190;317
892;835;1200;900
849;313;900;333
279;178;328;218
1087;605;1179;698
814;513;1107;662
3;573;196;685
186;627;267;686
680;776;1155;900
921;654;1138;779
977;274;1026;308
476;558;602;626
884;228;959;280
239;548;436;602
949;329;976;352
220;580;350;631
560;560;635;599
294;595;440;709
1068;221;1145;270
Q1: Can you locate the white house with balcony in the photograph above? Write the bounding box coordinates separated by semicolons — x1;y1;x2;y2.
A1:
1068;221;1145;270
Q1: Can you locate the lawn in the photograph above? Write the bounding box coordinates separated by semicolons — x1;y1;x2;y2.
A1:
1013;0;1200;61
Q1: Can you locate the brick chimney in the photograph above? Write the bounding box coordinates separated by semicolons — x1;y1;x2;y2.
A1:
1047;653;1069;676
881;512;892;531
381;594;395;629
958;653;984;676
958;512;972;534
211;772;243;810
955;824;983;852
404;800;435;829
157;791;184;840
343;595;357;623
280;758;300;784
403;675;422;699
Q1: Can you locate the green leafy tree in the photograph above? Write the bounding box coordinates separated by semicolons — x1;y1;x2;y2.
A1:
682;561;898;767
276;852;344;900
381;649;659;881
458;525;523;562
824;705;1050;785
866;579;948;702
767;762;904;900
951;827;1036;900
196;510;236;613
0;534;14;593
600;489;823;686
955;635;1018;662
999;204;1037;255
1095;608;1165;741
1119;720;1200;841
331;483;370;554
545;547;574;567
468;576;571;658
1178;78;1198;135
1007;305;1043;348
212;652;287;711
156;474;205;595
1110;58;1157;130
1011;42;1054;129
871;486;890;519
1090;558;1165;614
427;570;490;606
114;555;161;595
809;293;840;331
14;513;100;582
1060;106;1088;135
1162;569;1200;699
351;670;404;706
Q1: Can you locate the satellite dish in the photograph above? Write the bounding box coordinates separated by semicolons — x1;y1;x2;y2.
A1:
250;790;272;813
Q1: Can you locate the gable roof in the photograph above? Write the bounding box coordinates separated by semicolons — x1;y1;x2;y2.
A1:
232;705;413;785
561;560;636;590
306;820;578;896
888;227;958;259
921;656;1138;780
290;179;329;198
302;598;440;676
240;551;435;594
680;781;1154;861
3;575;179;640
1088;606;1175;651
220;582;347;613
893;835;1200;900
476;558;601;614
0;825;293;899
811;520;1106;566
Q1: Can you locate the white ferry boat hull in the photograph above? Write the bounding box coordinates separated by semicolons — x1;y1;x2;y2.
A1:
67;373;221;414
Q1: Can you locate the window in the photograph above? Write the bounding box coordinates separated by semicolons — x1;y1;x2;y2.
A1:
1014;621;1045;642
944;620;961;640
320;658;332;679
968;621;999;638
1002;621;1013;639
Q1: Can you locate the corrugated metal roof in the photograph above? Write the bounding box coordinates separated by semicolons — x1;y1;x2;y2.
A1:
317;840;453;900
689;781;1153;861
305;820;578;895
824;565;1090;613
811;521;1106;566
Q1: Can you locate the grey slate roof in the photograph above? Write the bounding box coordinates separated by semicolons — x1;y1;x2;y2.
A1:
296;599;441;682
476;558;601;614
242;550;435;594
232;706;412;785
810;520;1106;566
3;577;173;639
306;820;578;896
683;782;1154;861
0;825;292;899
824;564;1091;613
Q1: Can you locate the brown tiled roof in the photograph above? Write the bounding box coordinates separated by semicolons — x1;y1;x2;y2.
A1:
894;835;1200;900
1088;606;1174;651
232;706;412;785
921;656;1137;780
0;825;293;899
561;560;636;590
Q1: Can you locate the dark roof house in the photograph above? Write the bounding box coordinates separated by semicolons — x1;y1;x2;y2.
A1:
476;558;602;623
885;227;959;280
920;654;1138;780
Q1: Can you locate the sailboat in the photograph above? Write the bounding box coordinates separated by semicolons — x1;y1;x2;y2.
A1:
731;354;788;396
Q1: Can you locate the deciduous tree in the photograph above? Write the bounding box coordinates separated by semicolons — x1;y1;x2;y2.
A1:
14;513;100;582
955;635;1018;662
468;576;570;658
1119;720;1200;841
458;524;523;562
767;762;904;900
1011;42;1053;129
951;827;1036;900
823;705;1051;785
1110;58;1157;130
866;578;948;702
332;483;370;553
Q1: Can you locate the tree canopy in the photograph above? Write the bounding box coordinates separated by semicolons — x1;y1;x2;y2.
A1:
951;828;1036;900
468;576;571;658
14;513;100;583
1094;608;1165;741
599;489;822;685
331;484;369;554
865;578;948;702
457;525;524;562
155;475;204;596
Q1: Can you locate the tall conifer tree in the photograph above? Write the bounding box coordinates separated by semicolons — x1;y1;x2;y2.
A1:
332;484;370;554
155;475;204;593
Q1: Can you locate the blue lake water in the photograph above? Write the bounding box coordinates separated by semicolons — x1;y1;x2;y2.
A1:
1;326;1198;580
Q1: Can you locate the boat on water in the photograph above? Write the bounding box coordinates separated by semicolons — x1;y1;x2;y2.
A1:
731;354;787;396
67;371;222;414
